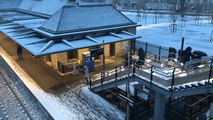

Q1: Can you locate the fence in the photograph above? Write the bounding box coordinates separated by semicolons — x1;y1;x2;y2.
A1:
57;61;72;73
168;94;213;119
136;41;170;60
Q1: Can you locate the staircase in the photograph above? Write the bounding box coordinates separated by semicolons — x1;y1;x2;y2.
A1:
90;58;213;97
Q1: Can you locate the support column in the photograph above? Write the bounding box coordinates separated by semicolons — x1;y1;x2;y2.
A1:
154;92;166;120
51;52;67;70
209;102;213;118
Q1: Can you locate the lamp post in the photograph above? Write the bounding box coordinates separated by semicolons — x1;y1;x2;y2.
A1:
181;29;185;50
102;40;105;88
122;46;131;120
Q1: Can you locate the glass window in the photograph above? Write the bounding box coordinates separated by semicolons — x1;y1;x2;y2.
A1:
67;50;78;60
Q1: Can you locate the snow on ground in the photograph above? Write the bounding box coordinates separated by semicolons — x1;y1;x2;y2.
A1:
80;86;125;119
123;12;213;56
1;11;213;120
0;47;125;120
0;48;79;120
57;85;125;120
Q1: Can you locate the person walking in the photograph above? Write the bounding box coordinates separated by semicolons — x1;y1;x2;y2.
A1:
17;45;23;59
84;65;89;84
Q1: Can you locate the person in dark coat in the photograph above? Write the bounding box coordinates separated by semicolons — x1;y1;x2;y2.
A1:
17;45;23;59
182;46;192;64
137;47;145;65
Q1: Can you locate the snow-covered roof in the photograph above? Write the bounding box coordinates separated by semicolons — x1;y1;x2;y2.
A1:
0;11;46;28
39;4;136;35
0;4;140;56
0;0;22;10
3;30;140;56
1;20;140;56
0;0;66;17
18;0;66;16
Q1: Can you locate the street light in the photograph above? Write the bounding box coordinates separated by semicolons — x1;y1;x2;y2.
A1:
181;29;185;50
122;46;131;120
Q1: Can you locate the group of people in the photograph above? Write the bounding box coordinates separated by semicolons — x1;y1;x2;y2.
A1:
179;46;207;64
180;46;192;64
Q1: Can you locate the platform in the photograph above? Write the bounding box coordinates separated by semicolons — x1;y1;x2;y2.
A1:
0;32;123;92
90;55;213;97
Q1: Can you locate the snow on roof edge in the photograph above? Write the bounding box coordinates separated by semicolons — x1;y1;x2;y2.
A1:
35;24;138;38
39;4;136;34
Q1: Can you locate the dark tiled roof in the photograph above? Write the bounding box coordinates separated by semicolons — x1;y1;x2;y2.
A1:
0;0;22;10
39;4;136;34
18;0;66;16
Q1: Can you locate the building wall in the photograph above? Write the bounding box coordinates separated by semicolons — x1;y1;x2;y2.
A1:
51;52;67;70
48;26;136;71
104;44;110;58
78;48;89;62
115;41;127;57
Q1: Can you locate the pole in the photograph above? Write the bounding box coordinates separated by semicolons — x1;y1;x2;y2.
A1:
181;37;185;50
181;29;185;50
153;92;166;120
126;49;131;120
102;40;105;88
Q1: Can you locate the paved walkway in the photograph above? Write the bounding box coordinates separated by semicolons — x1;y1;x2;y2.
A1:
0;33;123;92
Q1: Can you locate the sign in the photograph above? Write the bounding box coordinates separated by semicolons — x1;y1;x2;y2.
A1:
90;48;104;57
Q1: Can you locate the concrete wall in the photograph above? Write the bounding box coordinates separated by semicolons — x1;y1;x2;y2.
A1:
78;48;89;62
51;52;67;70
49;40;131;70
115;41;126;57
104;44;110;58
48;26;136;70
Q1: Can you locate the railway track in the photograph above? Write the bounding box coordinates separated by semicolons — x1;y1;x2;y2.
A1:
0;56;51;120
0;67;33;120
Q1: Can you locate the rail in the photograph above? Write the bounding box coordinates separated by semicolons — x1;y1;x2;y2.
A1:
0;56;53;120
168;94;213;118
57;61;73;73
90;55;213;93
0;71;33;120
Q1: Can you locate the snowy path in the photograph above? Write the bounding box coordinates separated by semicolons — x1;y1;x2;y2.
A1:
57;87;108;120
0;47;125;120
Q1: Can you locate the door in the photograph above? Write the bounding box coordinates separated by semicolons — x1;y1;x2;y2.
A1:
46;55;51;62
110;43;115;57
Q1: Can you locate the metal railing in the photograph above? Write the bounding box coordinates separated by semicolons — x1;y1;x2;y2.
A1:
57;61;73;74
136;41;170;60
98;88;154;119
168;94;213;118
90;55;213;92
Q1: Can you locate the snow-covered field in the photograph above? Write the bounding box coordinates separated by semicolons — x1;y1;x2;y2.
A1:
123;12;213;56
1;11;213;120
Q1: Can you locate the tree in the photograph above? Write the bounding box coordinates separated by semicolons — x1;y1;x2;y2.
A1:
180;0;185;18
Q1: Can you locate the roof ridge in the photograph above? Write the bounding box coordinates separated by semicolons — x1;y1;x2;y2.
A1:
56;7;65;32
63;3;111;7
39;4;136;35
110;5;135;24
78;4;111;7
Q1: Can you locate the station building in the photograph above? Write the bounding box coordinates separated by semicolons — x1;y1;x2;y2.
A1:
0;0;140;74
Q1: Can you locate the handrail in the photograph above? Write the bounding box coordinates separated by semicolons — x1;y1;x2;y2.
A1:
91;55;213;91
179;94;212;107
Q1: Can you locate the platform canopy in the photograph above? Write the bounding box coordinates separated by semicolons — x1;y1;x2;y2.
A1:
2;24;140;56
0;3;141;57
